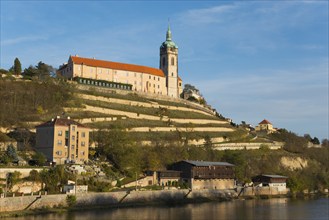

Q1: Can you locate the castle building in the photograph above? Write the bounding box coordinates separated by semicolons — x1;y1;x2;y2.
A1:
35;117;90;165
255;119;277;134
58;26;182;98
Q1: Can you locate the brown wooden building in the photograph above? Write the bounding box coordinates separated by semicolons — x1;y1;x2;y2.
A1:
171;160;235;190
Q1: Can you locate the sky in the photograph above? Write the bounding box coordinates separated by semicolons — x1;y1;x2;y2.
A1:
1;1;328;140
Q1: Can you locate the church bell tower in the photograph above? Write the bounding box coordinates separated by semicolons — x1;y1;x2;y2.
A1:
160;25;179;98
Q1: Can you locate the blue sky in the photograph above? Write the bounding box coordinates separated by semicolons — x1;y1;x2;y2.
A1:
1;1;328;140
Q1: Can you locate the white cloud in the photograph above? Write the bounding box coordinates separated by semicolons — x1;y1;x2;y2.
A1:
1;35;48;46
180;4;237;24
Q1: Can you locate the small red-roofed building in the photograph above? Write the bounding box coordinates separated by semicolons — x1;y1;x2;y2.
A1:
255;119;277;134
35;116;90;165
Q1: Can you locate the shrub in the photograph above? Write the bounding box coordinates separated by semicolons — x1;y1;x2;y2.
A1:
66;195;77;207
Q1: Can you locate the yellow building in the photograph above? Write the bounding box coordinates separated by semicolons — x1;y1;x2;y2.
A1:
255;119;277;133
35;116;90;165
58;26;183;98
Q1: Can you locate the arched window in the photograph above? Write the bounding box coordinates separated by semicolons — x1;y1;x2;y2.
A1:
162;57;166;67
171;57;175;65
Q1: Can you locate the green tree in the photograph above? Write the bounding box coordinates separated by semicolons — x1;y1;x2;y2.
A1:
32;152;47;166
22;61;55;80
66;195;77;207
311;137;320;145
322;139;329;147
29;170;41;182
0;68;9;75
204;135;215;161
13;58;22;76
7;171;21;189
6;144;18;160
40;166;70;193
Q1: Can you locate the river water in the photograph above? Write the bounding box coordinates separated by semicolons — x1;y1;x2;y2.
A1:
7;197;329;220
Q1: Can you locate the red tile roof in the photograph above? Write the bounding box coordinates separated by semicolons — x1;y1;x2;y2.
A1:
259;119;272;125
36;117;88;128
71;56;165;77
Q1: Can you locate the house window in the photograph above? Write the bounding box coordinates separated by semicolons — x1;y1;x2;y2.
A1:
149;75;151;79
81;141;85;147
81;151;85;156
154;76;155;80
71;145;74;150
158;77;160;81
58;131;62;136
171;72;173;76
72;135;75;141
57;140;62;146
72;126;75;131
81;132;85;138
56;151;62;156
179;83;182;86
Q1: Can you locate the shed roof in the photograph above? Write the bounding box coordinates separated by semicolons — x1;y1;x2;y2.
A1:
182;160;234;167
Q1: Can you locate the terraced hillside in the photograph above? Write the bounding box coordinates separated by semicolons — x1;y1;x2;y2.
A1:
62;85;237;145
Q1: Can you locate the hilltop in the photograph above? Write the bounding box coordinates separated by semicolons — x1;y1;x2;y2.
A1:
0;78;240;146
0;77;328;194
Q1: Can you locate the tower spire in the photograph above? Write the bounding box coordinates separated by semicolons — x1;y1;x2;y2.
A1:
166;20;172;41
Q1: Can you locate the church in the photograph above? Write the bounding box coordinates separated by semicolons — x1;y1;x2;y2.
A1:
58;26;183;98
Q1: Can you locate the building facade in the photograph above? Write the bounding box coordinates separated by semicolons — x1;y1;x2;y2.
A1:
255;119;277;133
35;117;90;165
252;174;288;192
171;160;235;190
58;26;182;98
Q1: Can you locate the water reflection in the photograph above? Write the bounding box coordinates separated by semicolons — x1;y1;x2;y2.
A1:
6;198;328;220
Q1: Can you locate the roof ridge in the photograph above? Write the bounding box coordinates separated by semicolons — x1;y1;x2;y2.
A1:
70;56;165;77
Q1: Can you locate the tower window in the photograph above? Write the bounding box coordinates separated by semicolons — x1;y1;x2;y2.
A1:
162;57;166;67
171;57;175;65
172;72;173;76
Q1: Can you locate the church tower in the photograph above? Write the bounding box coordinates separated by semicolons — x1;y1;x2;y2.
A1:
160;25;179;98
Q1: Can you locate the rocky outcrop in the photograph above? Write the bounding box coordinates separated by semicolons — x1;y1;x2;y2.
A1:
280;157;308;170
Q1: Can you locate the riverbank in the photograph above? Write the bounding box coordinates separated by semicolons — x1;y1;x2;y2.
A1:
1;189;327;218
0;189;236;217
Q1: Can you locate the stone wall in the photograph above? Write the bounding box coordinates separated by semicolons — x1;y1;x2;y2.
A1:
0;189;237;212
240;187;288;196
214;142;284;151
